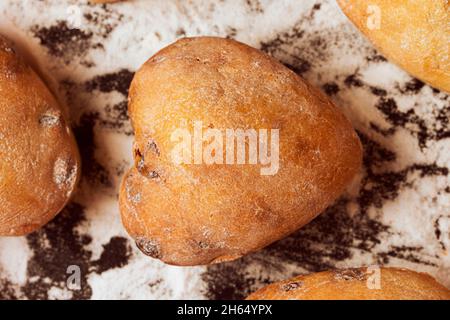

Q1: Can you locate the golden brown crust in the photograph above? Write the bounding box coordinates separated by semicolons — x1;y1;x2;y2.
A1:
337;0;450;93
0;36;80;236
119;37;362;266
247;267;450;300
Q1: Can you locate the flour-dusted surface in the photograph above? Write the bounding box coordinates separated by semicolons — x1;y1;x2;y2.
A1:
0;0;448;300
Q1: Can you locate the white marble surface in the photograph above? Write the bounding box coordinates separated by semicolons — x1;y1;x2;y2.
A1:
0;0;449;299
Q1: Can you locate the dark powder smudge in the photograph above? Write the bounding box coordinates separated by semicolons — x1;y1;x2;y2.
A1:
398;78;425;94
83;7;125;39
370;86;387;97
31;21;102;65
0;278;18;299
73;112;112;187
22;203;93;300
366;51;387;63
358;133;448;213
378;246;436;266
340;74;449;149
375;98;429;148
85;69;135;96
31;5;125;65
322;82;340;96
0;205;133;299
100;100;133;134
284;61;312;76
259;3;327;75
245;0;264;14
344;71;364;88
84;70;135;134
92;237;132;274
434;217;446;251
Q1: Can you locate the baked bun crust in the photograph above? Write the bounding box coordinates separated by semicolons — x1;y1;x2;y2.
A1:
0;36;80;236
119;37;362;266
337;0;450;93
247;267;450;300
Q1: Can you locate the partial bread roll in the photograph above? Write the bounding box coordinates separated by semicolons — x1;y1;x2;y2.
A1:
119;37;362;266
338;0;450;93
0;35;80;236
247;267;450;300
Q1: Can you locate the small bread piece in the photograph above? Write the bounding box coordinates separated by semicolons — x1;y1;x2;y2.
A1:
337;0;450;93
0;36;80;236
247;267;450;300
119;37;362;266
